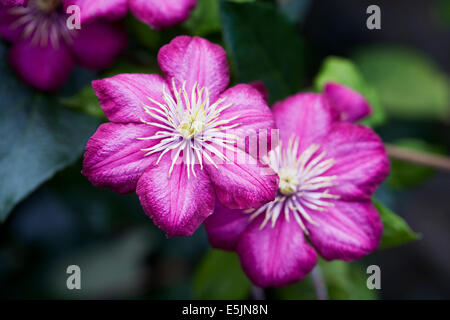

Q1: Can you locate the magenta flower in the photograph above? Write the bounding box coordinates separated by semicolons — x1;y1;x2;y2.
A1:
0;0;127;91
205;83;390;287
0;0;27;6
82;36;279;237
64;0;197;29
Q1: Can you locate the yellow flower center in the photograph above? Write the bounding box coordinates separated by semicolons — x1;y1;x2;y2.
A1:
178;105;207;139
35;0;61;13
278;167;299;195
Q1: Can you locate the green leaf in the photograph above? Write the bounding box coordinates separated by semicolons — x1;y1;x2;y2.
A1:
126;15;161;49
386;139;445;190
277;260;376;300
353;46;450;121
374;200;419;249
220;0;307;103
0;43;100;221
61;86;106;120
278;0;312;24
314;56;386;127
438;0;450;26
193;249;251;299
183;0;221;36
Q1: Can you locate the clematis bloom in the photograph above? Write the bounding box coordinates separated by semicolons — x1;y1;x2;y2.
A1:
82;36;279;237
0;0;27;6
205;83;390;287
0;0;127;91
63;0;197;29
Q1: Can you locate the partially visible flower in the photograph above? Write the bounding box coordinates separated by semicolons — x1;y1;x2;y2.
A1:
323;82;371;122
205;84;390;287
63;0;197;29
0;0;127;91
82;36;278;237
0;0;27;6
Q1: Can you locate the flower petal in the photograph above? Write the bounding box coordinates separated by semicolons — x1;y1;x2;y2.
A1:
272;93;338;154
1;0;26;6
82;123;159;194
205;145;278;210
320;122;390;200
218;84;276;159
306;200;383;261
9;39;74;91
92;73;168;123
158;35;229;102
237;215;317;288
249;81;268;102
71;21;127;70
63;0;128;23
136;158;215;237
129;0;197;29
204;202;249;251
0;7;23;42
324;82;371;122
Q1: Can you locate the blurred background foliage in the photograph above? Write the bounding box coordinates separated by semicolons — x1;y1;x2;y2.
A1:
0;0;449;299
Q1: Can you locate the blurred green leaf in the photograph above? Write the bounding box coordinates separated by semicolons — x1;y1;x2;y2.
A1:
0;43;99;222
277;0;312;24
437;0;450;26
220;0;307;103
61;86;105;120
193;249;251;299
277;260;376;300
353;46;450;121
314;56;386;127
183;0;221;36
386;139;445;189
126;15;160;49
104;59;160;78
374;200;419;249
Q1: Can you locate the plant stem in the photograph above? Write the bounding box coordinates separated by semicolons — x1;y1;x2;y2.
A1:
251;286;266;300
311;266;328;300
385;144;450;171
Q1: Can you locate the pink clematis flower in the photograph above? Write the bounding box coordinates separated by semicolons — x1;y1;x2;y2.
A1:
0;0;127;91
82;36;279;237
0;0;27;6
63;0;197;30
204;83;390;287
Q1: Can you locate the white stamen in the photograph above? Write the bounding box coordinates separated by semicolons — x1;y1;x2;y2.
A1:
138;80;239;178
248;135;340;232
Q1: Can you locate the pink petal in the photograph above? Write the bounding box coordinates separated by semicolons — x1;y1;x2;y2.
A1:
129;0;197;29
217;84;276;159
92;73;168;123
306;200;383;261
237;215;317;288
323;82;371;122
272;93;338;153
136;158;215;237
158;35;229;103
204;202;249;251
218;84;274;140
0;7;22;42
63;0;128;23
249;81;268;102
9;39;74;91
82;123;159;194
1;0;26;5
71;21;127;70
205;145;278;210
320;122;390;200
